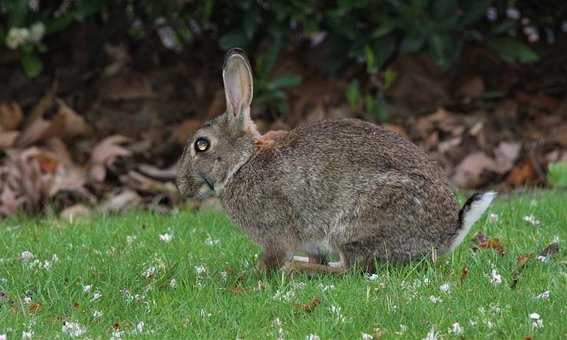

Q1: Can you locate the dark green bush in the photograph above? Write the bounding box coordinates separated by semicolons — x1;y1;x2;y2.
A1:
1;0;566;78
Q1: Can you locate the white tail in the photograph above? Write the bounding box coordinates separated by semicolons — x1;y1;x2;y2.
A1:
449;192;496;251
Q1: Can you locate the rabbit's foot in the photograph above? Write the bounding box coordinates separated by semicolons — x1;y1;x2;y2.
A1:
284;259;347;275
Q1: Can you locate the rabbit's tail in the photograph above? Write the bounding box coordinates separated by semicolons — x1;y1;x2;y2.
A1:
448;192;496;251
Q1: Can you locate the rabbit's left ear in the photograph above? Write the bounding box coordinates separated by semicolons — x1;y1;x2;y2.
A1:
223;48;256;133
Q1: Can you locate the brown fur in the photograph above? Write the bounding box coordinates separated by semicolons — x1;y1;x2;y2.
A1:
176;49;486;273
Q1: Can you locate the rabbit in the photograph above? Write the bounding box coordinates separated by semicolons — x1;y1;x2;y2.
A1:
176;48;495;273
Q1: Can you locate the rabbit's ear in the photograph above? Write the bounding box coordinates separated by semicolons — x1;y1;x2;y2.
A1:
223;49;255;131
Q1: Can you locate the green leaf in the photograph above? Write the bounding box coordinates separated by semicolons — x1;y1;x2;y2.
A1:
258;38;282;77
486;38;539;63
268;74;302;89
346;80;361;110
46;14;75;34
548;162;567;188
371;36;396;71
383;68;397;90
21;50;43;78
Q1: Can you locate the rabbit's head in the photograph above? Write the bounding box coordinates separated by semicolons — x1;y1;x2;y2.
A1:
176;49;260;198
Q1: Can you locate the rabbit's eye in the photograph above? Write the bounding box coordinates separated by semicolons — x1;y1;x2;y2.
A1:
195;137;210;152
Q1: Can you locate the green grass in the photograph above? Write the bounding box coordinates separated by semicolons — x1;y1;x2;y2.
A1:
1;191;566;339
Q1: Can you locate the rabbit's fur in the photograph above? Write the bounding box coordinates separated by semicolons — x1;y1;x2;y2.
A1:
176;49;495;272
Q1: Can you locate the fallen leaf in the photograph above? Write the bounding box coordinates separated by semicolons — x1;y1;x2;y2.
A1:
227;286;247;295
60;204;91;222
89;135;131;182
539;242;560;258
510;253;534;289
0;101;23;130
452;152;496;188
493;141;522;174
100;190;141;212
0;131;19;149
474;238;506;256
293;298;321;313
137;164;177;181
458;76;485;100
28;302;42;314
506;160;536;186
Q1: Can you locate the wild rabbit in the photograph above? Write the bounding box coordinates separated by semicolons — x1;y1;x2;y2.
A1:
176;49;495;273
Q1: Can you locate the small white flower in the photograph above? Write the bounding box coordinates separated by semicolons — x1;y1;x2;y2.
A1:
362;333;374;340
530;313;543;329
82;284;92;293
135;321;144;333
489;213;499;223
62;321;86;337
449;322;463;335
169;278;177;288
204;236;220;246
423;326;438;340
429;295;442;304
0;334;6;340
91;291;102;302
306;334;320;340
535;290;550;300
439;283;451;293
22;330;34;339
159;233;173;243
143;266;157;278
6;27;30;49
126;235;137;245
365;273;379;282
195;265;206;275
28;22;45;43
23;296;32;304
537;255;548;263
110;329;124;339
20;251;34;262
486;7;498;21
93;310;103;319
506;7;520;19
523;214;541;227
490;268;502;285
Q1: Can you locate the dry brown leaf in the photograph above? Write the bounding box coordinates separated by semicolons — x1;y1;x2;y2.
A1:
539;242;560;258
458;76;485;100
506;161;536;186
493;141;522;174
100;190;141;212
0;131;19;149
101;73;156;100
227;286;247;295
0;102;23;130
452;152;496;188
293;298;321;313
89;135;131;182
121;171;177;195
55;99;92;137
510;253;534;289
60;204;91;222
28;302;42;314
137;164;177;181
475;239;506;256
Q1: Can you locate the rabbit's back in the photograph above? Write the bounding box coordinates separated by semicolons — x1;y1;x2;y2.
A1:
222;119;460;261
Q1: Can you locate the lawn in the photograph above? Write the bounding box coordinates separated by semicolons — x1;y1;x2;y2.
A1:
0;191;566;339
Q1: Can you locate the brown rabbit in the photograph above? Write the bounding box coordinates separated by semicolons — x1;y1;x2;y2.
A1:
176;49;495;273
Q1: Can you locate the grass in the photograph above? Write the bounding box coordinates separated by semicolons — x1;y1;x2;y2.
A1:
0;191;566;339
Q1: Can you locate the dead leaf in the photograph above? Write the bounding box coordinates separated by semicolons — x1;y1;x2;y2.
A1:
101;73;156;100
474;238;506;256
293;298;321;313
28;302;42;314
60;204;91;222
506;161;536;186
89;135;131;182
55;99;92;137
227;286;247;295
0;131;19;149
539;242;560;258
510;253;533;289
0;102;23;130
120;171;177;195
493;141;522;174
100;190;141;212
452;152;497;188
137;164;177;181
